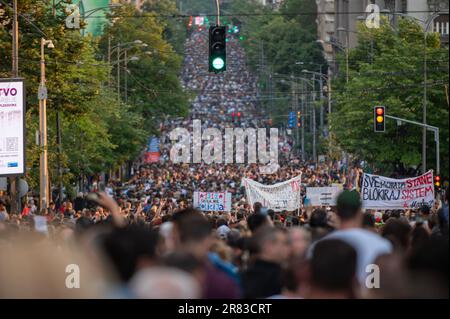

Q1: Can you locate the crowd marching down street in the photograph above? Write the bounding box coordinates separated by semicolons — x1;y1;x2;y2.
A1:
0;29;448;299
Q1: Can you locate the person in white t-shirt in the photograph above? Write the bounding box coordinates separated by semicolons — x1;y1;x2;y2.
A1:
312;190;392;284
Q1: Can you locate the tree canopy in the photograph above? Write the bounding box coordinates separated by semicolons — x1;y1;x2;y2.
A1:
331;17;449;175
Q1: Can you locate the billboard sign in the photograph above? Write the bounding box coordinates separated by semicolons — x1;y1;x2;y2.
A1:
0;78;25;176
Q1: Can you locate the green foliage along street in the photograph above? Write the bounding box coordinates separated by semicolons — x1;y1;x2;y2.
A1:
331;17;448;175
0;0;189;192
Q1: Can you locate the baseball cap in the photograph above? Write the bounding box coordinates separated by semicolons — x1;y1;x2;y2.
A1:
336;190;362;211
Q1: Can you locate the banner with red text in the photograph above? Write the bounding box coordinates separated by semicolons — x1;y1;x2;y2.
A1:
193;192;232;212
361;171;435;209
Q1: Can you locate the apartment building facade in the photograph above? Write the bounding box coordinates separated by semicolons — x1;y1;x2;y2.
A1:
316;0;449;70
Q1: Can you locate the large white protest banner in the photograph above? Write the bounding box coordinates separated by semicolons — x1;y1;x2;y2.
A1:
193;192;232;212
243;174;302;212
0;79;25;176
361;170;435;209
306;186;340;206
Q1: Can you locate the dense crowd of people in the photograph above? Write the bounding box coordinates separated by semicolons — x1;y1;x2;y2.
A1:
0;29;448;299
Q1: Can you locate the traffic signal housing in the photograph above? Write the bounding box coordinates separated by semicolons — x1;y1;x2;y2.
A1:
297;111;301;128
374;106;385;132
435;175;441;190
209;25;227;73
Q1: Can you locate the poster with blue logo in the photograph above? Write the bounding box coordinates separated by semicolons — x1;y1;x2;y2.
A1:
0;79;25;176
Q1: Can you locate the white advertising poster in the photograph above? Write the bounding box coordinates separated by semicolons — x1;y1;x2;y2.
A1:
0;79;25;176
306;186;341;206
193;192;232;212
361;171;435;209
243;174;302;212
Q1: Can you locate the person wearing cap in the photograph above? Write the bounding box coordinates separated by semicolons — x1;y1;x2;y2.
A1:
310;190;392;284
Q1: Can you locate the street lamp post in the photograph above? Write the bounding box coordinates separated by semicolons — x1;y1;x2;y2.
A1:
124;53;142;103
312;73;317;163
336;27;349;83
422;14;442;175
116;49;146;103
110;54;143;102
317;39;348;84
38;38;54;210
302;69;332;160
296;62;325;135
108;40;145;99
80;3;122;36
117;44;120;103
276;74;316;163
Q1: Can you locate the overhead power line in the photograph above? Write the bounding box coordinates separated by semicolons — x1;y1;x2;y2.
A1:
84;10;449;19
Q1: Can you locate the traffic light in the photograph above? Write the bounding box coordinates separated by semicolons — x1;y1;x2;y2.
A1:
435;175;441;190
297;111;301;128
209;25;226;73
237;111;241;124
231;111;235;123
374;106;385;132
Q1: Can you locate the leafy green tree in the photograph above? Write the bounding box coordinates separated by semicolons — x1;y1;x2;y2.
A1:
143;0;187;55
0;0;159;193
331;18;448;176
226;0;327;158
280;0;318;33
99;3;189;131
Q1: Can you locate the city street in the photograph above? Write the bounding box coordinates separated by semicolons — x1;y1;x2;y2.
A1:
0;0;448;301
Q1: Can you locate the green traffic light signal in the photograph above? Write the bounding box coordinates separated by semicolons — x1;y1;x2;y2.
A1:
212;57;225;71
209;26;226;73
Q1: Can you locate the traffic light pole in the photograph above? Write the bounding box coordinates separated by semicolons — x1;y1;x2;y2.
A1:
385;115;440;175
291;76;301;159
215;0;221;26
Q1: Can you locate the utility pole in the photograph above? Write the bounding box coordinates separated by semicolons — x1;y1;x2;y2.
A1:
56;108;63;207
300;81;305;162
10;0;20;214
124;49;128;103
319;70;324;136
52;6;63;208
117;44;121;103
108;35;111;87
269;65;274;115
312;74;317;165
39;38;53;210
12;0;18;76
291;75;300;158
327;68;332;158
